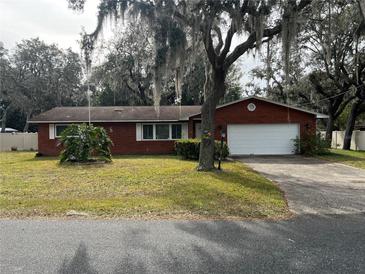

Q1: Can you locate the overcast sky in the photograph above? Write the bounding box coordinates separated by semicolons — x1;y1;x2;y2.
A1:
0;0;262;87
0;0;100;51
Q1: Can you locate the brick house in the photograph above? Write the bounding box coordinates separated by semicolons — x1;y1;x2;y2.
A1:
29;96;327;156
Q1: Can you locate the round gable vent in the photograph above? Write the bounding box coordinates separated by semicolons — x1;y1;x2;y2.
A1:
247;103;256;112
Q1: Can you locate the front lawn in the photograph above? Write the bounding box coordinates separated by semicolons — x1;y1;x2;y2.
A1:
319;149;365;170
0;152;289;219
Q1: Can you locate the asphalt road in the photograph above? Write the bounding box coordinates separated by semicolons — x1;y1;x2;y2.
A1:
1;214;365;274
1;156;365;274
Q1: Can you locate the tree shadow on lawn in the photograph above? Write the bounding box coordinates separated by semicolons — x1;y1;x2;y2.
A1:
112;154;177;159
155;168;288;218
57;162;112;170
55;155;179;170
56;213;365;274
24;154;179;167
206;168;282;193
22;157;111;171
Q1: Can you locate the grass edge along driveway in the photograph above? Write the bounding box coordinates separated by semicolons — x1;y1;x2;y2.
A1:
0;152;289;220
319;149;365;170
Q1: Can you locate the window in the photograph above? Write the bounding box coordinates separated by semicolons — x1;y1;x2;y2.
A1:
156;124;169;139
140;123;185;140
55;125;69;138
143;124;153;139
171;124;182;139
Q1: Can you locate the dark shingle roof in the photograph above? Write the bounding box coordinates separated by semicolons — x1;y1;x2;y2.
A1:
29;96;329;124
29;106;201;123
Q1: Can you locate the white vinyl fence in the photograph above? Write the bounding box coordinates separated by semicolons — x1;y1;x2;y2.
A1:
326;130;365;151
0;133;38;152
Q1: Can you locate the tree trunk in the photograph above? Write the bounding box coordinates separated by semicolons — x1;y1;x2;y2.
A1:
343;100;361;150
23;112;31;132
358;0;365;20
197;65;226;171
197;96;217;170
138;83;149;105
57;90;62;107
325;113;334;142
0;106;8;133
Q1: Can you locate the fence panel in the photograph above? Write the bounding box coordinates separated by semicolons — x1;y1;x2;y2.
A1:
0;133;38;151
327;131;365;151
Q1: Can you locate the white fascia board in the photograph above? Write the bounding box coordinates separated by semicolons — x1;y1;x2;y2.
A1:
29;119;189;124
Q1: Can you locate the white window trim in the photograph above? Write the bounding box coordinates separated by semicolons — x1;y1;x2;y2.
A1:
49;124;55;140
54;124;70;138
136;123;142;141
141;123;183;141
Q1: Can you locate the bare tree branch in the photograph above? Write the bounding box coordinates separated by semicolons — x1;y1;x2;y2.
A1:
202;21;217;66
224;25;281;70
213;26;224;55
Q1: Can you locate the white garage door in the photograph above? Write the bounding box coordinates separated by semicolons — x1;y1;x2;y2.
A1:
227;124;300;155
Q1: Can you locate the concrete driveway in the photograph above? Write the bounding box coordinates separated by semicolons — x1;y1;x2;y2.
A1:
238;156;365;215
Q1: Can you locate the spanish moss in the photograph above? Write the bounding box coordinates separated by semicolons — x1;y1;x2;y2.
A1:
282;0;299;76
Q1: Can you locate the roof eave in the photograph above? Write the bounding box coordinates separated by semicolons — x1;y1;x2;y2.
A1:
29;119;190;124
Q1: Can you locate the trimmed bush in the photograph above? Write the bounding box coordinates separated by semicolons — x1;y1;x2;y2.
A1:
175;139;200;160
175;139;229;160
59;124;113;163
293;131;330;156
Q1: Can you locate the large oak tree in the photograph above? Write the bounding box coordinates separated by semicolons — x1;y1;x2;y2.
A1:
69;0;312;170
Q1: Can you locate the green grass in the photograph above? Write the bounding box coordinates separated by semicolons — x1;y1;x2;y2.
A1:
0;152;289;219
319;149;365;169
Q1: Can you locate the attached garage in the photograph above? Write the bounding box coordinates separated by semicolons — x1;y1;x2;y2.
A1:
189;96;327;156
227;124;300;155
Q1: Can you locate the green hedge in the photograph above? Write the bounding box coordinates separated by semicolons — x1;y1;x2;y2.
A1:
175;139;229;160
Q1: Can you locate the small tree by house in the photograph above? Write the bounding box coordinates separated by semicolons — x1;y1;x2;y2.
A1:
293;130;330;156
59;124;113;163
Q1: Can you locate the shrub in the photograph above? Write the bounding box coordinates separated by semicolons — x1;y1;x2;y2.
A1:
59;124;113;163
214;140;229;160
175;139;200;160
175;139;229;160
293;131;330;156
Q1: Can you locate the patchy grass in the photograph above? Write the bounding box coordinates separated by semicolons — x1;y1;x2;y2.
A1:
319;149;365;169
0;152;289;219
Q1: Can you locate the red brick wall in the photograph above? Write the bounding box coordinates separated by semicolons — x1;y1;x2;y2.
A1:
97;122;175;154
188;98;316;140
38;124;62;156
37;122;175;156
